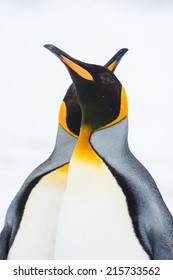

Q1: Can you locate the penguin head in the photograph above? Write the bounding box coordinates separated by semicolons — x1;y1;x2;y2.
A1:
44;44;128;133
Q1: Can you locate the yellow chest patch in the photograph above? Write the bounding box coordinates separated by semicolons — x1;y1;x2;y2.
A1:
41;163;69;185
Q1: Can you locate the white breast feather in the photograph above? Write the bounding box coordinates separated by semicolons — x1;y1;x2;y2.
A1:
55;160;149;260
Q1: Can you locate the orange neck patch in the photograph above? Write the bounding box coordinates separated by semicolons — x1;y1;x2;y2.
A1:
72;126;102;166
59;101;78;138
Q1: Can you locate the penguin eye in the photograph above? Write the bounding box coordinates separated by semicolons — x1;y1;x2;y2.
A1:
99;73;116;84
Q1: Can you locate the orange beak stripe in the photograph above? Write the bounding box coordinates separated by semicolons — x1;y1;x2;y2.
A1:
61;55;93;81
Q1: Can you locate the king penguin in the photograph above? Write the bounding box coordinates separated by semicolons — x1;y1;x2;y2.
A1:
45;45;173;260
0;84;81;260
0;48;125;260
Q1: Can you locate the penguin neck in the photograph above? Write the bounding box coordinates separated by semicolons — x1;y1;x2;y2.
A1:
90;116;129;161
72;117;129;166
50;123;78;166
72;125;103;166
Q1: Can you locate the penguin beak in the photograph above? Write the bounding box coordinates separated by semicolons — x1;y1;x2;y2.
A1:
105;48;128;72
44;44;94;81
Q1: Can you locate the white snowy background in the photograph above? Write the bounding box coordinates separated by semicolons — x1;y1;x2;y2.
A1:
0;0;173;231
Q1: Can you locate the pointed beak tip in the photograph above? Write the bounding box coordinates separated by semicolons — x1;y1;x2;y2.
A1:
121;48;128;55
44;44;54;51
116;48;129;63
43;44;63;60
124;48;128;53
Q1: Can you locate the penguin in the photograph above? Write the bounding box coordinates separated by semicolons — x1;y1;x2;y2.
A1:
45;45;173;260
0;48;125;259
0;84;81;260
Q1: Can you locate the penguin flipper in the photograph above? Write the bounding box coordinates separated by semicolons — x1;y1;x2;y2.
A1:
146;221;173;260
154;248;173;260
109;152;173;260
124;152;173;260
0;174;43;259
0;225;11;259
